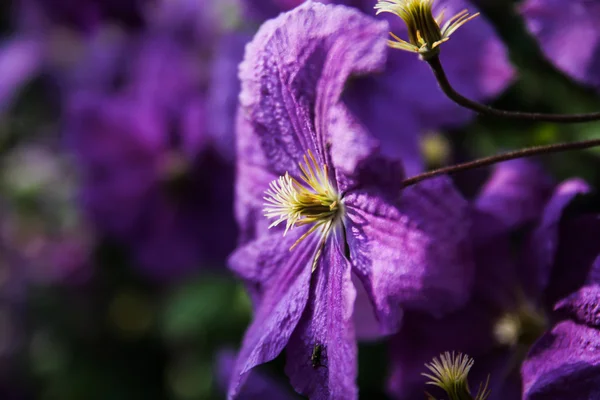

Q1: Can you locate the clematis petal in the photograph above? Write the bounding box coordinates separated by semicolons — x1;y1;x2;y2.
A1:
228;227;311;304
522;320;600;400
525;178;591;298
227;229;320;399
475;159;554;231
520;0;600;90
217;349;300;400
237;1;388;178
344;176;474;333
554;259;600;328
285;232;358;400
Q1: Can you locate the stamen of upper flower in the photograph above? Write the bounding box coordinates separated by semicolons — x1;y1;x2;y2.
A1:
263;151;343;270
375;0;479;60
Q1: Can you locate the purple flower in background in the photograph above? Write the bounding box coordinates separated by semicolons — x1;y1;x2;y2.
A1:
229;3;475;399
242;0;514;175
522;257;600;400
0;37;43;114
520;0;600;90
387;160;600;400
18;0;151;32
64;1;246;279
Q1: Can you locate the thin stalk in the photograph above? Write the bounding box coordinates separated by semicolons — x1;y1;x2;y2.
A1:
401;139;600;187
427;55;600;123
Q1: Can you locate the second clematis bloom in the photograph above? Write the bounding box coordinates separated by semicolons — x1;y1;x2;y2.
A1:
228;2;475;399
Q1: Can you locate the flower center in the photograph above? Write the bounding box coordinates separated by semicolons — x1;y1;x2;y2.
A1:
263;151;342;266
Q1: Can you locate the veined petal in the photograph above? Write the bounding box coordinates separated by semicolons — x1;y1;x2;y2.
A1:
285;232;358;400
227;229;320;399
228;226;311;304
344;176;474;333
236;2;389;239
522;320;600;400
237;1;388;178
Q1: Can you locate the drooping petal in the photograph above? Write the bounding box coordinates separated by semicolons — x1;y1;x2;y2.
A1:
344;176;474;333
520;0;600;90
285;232;357;400
475;159;554;231
227;228;319;399
522;320;600;400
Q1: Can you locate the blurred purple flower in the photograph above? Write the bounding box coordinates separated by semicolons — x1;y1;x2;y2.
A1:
18;0;150;32
0;144;94;286
387;160;600;400
228;3;475;399
64;1;245;279
0;37;43;114
520;0;600;90
241;0;514;175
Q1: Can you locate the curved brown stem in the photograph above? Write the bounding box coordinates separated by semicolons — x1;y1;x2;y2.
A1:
401;139;600;187
427;55;600;123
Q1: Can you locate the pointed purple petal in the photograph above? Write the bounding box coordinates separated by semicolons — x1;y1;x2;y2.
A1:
227;229;320;399
344;176;474;333
285;232;358;400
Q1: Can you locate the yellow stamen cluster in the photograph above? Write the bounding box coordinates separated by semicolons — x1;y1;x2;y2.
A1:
423;352;490;400
375;0;479;60
263;151;342;269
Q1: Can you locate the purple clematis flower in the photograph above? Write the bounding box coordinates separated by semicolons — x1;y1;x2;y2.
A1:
64;1;246;279
241;0;514;175
386;160;600;400
229;3;475;399
521;256;600;400
520;0;600;90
